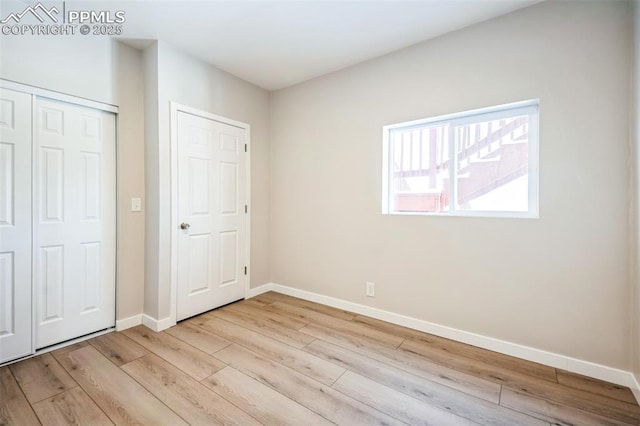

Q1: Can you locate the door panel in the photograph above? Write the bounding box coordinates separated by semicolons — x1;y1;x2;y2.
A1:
40;147;64;222
35;98;115;349
81;152;101;220
0;143;15;226
177;111;246;321
80;242;101;312
0;253;15;334
219;231;238;286
39;245;64;322
220;162;238;214
189;157;210;214
0;88;32;363
188;233;212;295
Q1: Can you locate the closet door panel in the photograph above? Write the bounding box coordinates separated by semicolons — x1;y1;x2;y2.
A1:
35;98;115;349
0;88;32;363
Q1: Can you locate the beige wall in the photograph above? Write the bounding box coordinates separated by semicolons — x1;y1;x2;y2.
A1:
0;35;117;105
1;0;637;375
115;43;146;321
270;1;633;369
633;0;640;381
157;41;271;291
144;41;271;321
0;33;271;326
142;42;161;319
0;36;147;322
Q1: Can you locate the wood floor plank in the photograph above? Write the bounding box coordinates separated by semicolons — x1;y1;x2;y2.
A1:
214;343;403;425
304;340;545;425
57;345;187;425
500;386;633;426
226;299;311;330
7;297;640;425
505;380;640;424
0;366;40;426
164;321;231;354
556;370;637;405
122;354;259;425
49;341;90;359
32;387;113;426
250;292;276;300
400;338;556;389
305;339;500;402
241;297;272;308
88;331;149;366
352;314;429;338
300;321;386;352
194;316;344;385
400;339;640;424
203;366;334;426
273;301;405;349
333;370;481;426
9;353;77;404
210;305;316;349
354;314;556;382
123;325;225;381
301;322;500;403
405;333;557;383
256;291;358;320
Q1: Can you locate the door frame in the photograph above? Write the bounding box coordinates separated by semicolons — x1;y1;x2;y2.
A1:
0;78;118;360
0;79;119;114
169;102;251;325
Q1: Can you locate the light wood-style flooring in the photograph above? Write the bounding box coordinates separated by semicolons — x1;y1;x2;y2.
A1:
2;291;639;425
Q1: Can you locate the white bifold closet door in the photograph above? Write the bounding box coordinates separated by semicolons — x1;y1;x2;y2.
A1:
34;97;116;349
1;89;116;362
0;88;33;362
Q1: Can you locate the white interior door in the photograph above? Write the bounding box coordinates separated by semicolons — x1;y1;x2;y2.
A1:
0;88;32;363
34;97;116;349
177;111;246;321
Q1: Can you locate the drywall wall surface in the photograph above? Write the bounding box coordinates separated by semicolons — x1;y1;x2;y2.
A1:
270;0;633;369
147;41;271;320
142;42;160;320
115;42;146;322
0;31;147;322
633;0;640;382
0;34;116;105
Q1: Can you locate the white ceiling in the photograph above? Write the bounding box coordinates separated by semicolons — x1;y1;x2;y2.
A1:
27;0;542;91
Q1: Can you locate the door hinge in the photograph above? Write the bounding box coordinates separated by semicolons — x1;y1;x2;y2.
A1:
245;205;248;214
244;144;247;152
244;266;247;275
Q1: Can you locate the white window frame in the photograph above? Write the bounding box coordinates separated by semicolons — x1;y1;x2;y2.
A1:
382;99;539;218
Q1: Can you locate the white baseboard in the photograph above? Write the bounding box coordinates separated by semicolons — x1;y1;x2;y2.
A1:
249;283;639;394
115;314;142;331
142;314;174;332
632;374;640;403
247;284;273;298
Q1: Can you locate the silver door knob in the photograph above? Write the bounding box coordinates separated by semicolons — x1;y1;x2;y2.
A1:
180;222;190;230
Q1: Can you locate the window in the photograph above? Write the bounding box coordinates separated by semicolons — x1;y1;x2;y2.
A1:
382;100;539;218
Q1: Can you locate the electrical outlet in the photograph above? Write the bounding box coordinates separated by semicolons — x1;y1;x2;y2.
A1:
366;282;375;297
